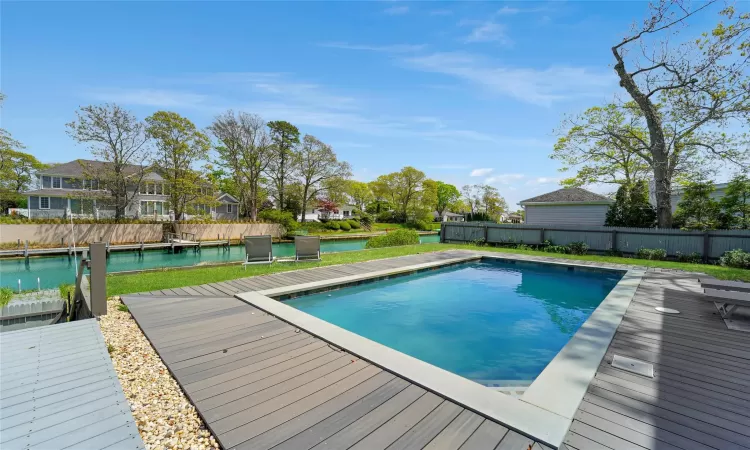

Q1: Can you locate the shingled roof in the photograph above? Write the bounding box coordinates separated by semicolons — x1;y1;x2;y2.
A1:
40;159;153;178
520;187;612;204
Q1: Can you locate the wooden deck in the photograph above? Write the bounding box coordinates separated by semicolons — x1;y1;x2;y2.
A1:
0;319;145;449
122;250;750;449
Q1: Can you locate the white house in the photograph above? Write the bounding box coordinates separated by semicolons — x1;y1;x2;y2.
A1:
519;187;613;226
298;204;357;222
432;211;465;222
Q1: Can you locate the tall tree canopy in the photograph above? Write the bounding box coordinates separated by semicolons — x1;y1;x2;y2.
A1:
605;180;657;227
296;135;351;223
673;181;722;230
609;1;750;227
721;173;750;229
266;120;300;211
370;166;428;221
345;180;374;212
66;104;151;219
435;181;461;216
209;111;271;220
146;111;212;220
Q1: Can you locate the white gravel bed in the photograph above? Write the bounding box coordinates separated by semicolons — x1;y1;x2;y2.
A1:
99;297;220;450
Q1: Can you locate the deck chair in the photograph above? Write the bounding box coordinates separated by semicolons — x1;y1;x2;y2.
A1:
242;235;274;269
700;278;750;294
294;236;321;262
703;288;750;319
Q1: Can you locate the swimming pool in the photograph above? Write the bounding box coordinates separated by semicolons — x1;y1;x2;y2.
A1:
0;234;440;290
285;258;623;383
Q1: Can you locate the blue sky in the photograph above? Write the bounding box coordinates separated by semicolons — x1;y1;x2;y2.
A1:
1;1;706;207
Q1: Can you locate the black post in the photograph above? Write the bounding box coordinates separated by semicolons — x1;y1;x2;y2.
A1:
703;231;710;263
612;229;618;252
540;228;545;245
484;225;489;243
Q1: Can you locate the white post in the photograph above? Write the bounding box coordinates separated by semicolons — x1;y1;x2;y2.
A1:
37;277;40;291
17;279;21;293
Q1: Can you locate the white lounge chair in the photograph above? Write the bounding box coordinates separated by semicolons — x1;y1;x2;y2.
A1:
242;235;274;269
700;278;750;294
704;288;750;319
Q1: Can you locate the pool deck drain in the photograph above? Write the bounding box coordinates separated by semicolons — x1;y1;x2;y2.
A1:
125;250;750;450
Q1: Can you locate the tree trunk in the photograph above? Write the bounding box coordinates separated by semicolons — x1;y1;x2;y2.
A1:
300;186;309;223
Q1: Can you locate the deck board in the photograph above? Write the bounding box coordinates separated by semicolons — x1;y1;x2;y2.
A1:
0;319;145;450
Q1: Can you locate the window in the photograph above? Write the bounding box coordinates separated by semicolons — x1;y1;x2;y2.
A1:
141;201;165;215
155;183;162;195
52;177;61;189
40;197;50;209
42;176;51;188
140;184;147;195
227;204;233;213
343;210;350;217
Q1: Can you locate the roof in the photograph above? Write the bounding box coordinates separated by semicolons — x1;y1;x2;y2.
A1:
41;159;158;179
24;188;111;198
216;192;240;203
520;187;612;205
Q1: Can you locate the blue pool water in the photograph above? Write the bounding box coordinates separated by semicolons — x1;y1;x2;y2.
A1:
286;259;622;382
0;234;440;290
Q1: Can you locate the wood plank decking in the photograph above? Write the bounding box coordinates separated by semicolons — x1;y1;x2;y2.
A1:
122;250;750;449
0;319;145;450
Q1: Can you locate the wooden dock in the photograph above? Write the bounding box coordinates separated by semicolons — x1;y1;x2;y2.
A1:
0;319;145;449
122;250;750;449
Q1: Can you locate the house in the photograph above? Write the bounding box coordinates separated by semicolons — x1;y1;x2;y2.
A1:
432;211;465;222
519;187;613;226
21;159;239;220
668;182;728;213
298;204;356;222
507;213;523;223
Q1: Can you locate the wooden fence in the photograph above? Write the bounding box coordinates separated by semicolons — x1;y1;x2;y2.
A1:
440;222;750;261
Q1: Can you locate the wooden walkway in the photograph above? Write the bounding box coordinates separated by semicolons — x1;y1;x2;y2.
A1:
122;250;750;449
0;319;145;449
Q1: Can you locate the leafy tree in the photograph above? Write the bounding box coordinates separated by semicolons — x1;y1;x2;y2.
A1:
605;180;657;227
317;198;339;221
370;167;427;222
721;173;750;229
266;121;300;211
296;135;351;223
145;111;212;220
481;185;507;221
610;1;750;227
66;104;151;219
673;181;721;230
345;180;374;212
435;181;461;216
209;111;272;220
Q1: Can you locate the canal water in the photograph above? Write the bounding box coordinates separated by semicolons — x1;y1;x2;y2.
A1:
0;234;441;290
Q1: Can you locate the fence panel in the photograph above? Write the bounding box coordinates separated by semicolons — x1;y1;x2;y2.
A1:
708;230;750;259
486;227;541;245
545;229;612;250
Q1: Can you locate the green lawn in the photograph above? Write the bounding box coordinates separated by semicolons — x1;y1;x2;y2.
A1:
106;243;750;297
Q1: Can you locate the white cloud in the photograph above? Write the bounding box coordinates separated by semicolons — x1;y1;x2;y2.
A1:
485;173;524;184
526;176;563;185
470;168;494;177
462;21;510;45
319;42;426;53
430;9;453;16
496;6;521;15
403;52;615;106
384;5;409;15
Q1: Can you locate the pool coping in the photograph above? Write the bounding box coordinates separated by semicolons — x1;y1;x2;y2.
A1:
234;251;644;448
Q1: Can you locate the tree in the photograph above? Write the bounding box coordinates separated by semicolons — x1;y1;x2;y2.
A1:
610;1;750;227
0;149;45;210
480;185;507;221
66;104;151;219
721;173;750;228
145;111;212;220
296;135;351;223
370;167;427;222
553;104;653;188
605;180;657;227
317;198;339;221
209;111;272;220
346;180;374;212
673;181;721;230
435;181;461;216
461;184;482;215
266;121;300;210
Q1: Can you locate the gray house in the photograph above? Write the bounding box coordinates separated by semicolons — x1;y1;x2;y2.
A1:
23;159;239;220
519;187;613;226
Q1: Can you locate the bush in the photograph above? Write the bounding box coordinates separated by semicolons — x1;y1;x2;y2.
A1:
347;219;361;229
720;249;750;269
515;244;532;250
258;209;298;234
604;249;623;257
365;229;420;249
544;245;570;254
676;251;702;264
339;221;352;231
0;287;13;308
569;241;589;255
406;220;432;231
636;248;667;260
376;211;397;223
325;221;341;230
357;212;373;231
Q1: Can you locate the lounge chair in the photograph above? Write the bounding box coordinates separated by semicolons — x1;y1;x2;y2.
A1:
700;278;750;293
242;235;274;269
703;288;750;319
295;236;321;262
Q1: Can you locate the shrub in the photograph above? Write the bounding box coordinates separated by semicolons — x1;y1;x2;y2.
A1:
636;248;667;260
357;213;373;231
471;238;487;247
365;229;420;249
0;287;13;308
347;219;361;229
58;283;75;300
515;244;532;250
604;249;623;257
406;220;432;231
376;211;396;223
720;249;750;269
258;209;298;234
325;221;341;230
339;221;352;231
676;251;702;264
544;245;569;254
300;221;326;233
569;241;589;255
